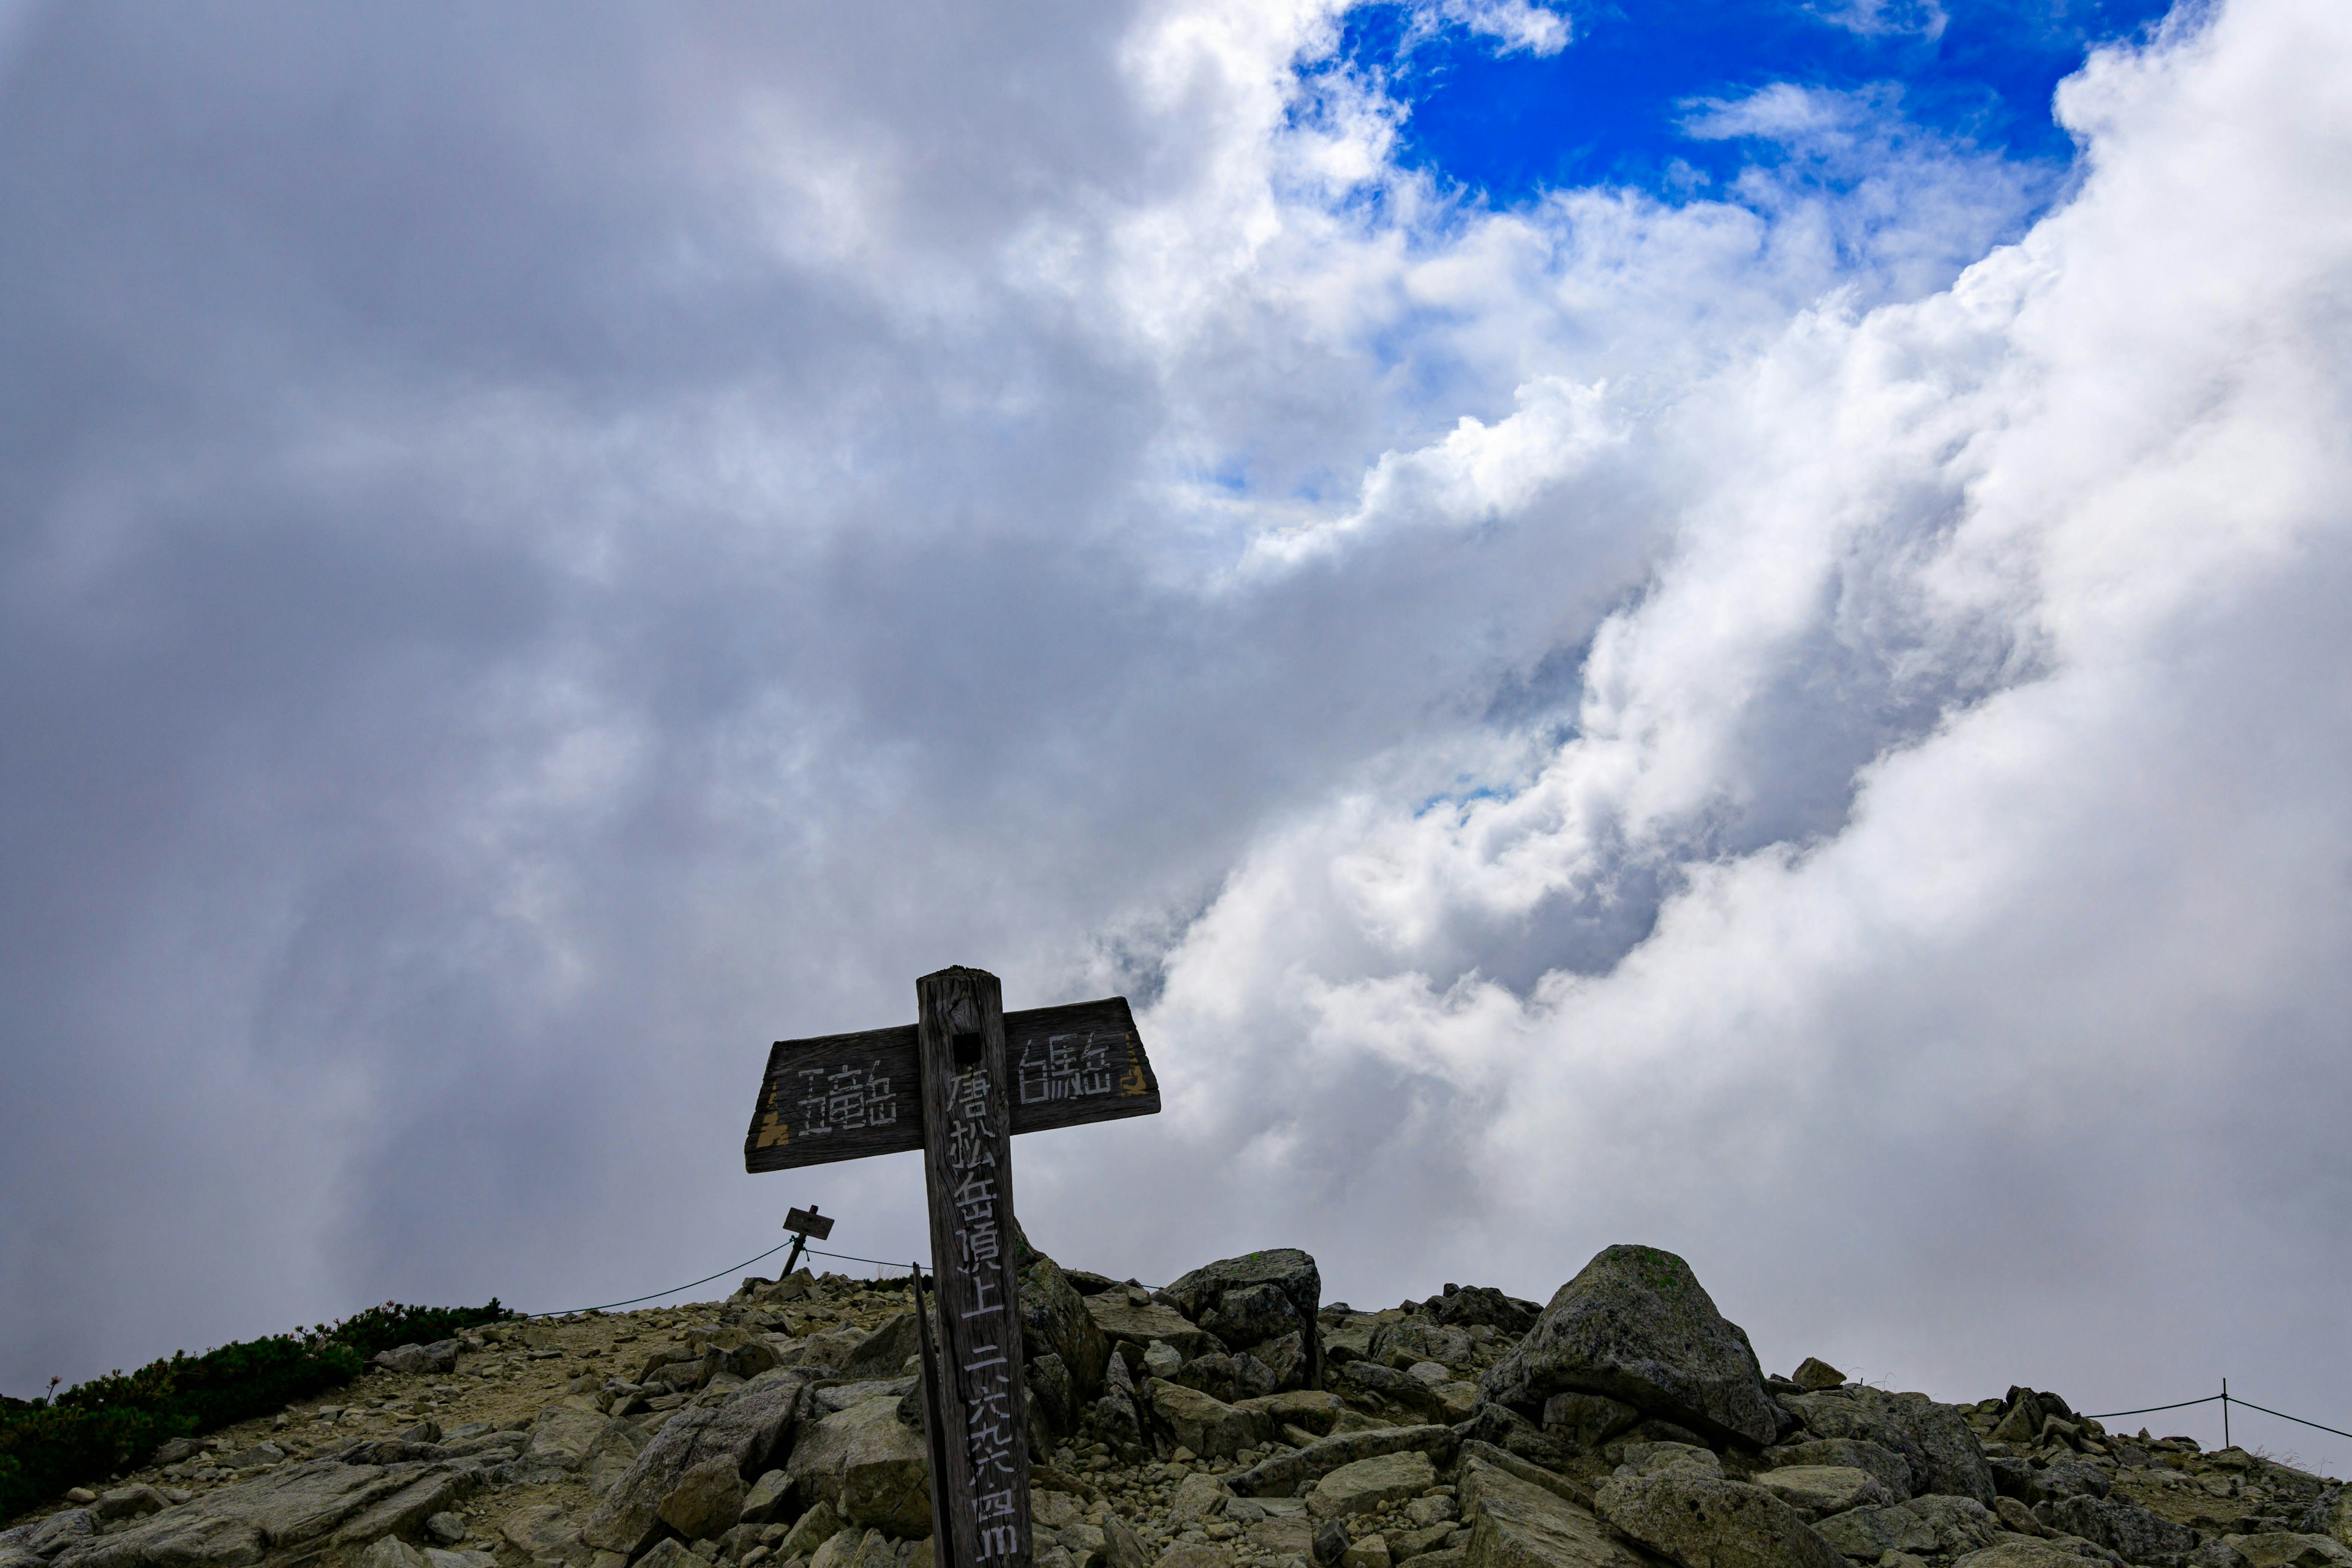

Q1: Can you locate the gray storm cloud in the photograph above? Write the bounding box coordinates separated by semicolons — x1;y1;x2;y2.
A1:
2;0;2347;1472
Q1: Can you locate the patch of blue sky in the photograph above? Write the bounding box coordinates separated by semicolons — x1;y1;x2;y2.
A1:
1317;0;2183;209
1415;780;1517;818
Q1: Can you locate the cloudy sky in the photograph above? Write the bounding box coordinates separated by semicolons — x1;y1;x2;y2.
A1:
4;0;2349;1468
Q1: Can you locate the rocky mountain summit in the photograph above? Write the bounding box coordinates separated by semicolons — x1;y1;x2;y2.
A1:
6;1240;2346;1568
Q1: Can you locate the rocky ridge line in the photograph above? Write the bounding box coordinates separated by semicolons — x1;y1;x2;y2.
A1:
4;1242;2346;1568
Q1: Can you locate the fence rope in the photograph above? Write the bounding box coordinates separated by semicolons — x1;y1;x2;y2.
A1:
524;1239;1166;1319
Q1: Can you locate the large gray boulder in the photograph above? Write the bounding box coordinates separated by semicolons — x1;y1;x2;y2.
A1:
1166;1250;1324;1390
839;1314;922;1382
1592;1468;1845;1568
1458;1455;1649;1568
580;1371;807;1558
1146;1378;1272;1459
780;1396;932;1538
1953;1544;2111;1568
2227;1535;2352;1568
1760;1438;1913;1499
51;1458;476;1568
1228;1425;1460;1499
2034;1496;2198;1562
1084;1293;1224;1362
1812;1495;2003;1562
1307;1453;1439;1523
1020;1251;1114;1403
1779;1387;1994;1504
1479;1246;1776;1449
1751;1466;1893;1522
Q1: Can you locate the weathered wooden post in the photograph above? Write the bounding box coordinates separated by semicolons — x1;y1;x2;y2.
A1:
915;968;1031;1568
743;968;1161;1568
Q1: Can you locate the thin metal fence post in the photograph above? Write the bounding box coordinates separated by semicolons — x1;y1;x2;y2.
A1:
2223;1378;2230;1449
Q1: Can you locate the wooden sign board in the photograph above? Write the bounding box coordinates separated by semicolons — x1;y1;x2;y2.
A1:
744;973;1161;1568
744;995;1159;1172
783;1206;835;1240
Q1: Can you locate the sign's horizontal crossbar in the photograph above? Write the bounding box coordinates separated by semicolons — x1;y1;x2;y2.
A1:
744;995;1159;1173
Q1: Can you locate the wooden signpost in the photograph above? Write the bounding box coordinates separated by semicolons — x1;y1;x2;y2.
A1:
780;1205;833;1276
744;967;1161;1568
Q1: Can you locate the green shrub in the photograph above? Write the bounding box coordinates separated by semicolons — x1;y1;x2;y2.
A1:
0;1300;513;1525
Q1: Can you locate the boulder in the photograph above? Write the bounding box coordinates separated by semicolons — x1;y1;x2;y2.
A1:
1256;1334;1311;1392
363;1541;430;1568
1174;1353;1278;1407
1227;1426;1460;1498
52;1459;473;1568
1762;1438;1913;1499
1166;1251;1325;1390
1155;1547;1235;1568
1307;1453;1439;1522
1592;1470;1845;1568
330;1469;478;1549
1102;1513;1151;1568
840;1314;923;1382
1953;1544;2108;1568
1425;1288;1540;1338
741;1469;792;1525
2227;1536;2352;1568
2299;1491;2352;1549
1171;1472;1235;1526
1373;1322;1475;1372
658;1455;748;1542
585;1422;650;1500
1453;1408;1575;1474
1990;1458;2107;1507
1086;1296;1225;1363
1536;1393;1642;1454
1235;1390;1349;1439
1779;1387;1995;1504
1616;1442;1719;1480
1087;1350;1148;1457
1203;1285;1305;1351
1479;1246;1777;1449
499;1505;580;1565
1789;1360;1845;1392
580;1372;806;1558
1458;1457;1648;1568
528;1404;612;1470
1146;1379;1272;1460
776;1502;843;1560
1017;1252;1115;1400
1029;1352;1079;1446
1340;1362;1455;1423
1811;1495;2002;1562
782;1394;933;1537
373;1341;462;1376
2034;1496;2196;1561
1752;1466;1893;1521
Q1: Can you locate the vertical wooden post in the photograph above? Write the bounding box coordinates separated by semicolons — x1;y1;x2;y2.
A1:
916;967;1033;1568
911;1265;958;1568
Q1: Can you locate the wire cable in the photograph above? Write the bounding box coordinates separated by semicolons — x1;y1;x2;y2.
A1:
2086;1395;2225;1419
522;1241;796;1317
522;1239;1173;1318
2229;1397;2352;1444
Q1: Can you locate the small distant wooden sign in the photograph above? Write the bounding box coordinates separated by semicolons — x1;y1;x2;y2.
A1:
783;1206;835;1240
744;995;1160;1172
